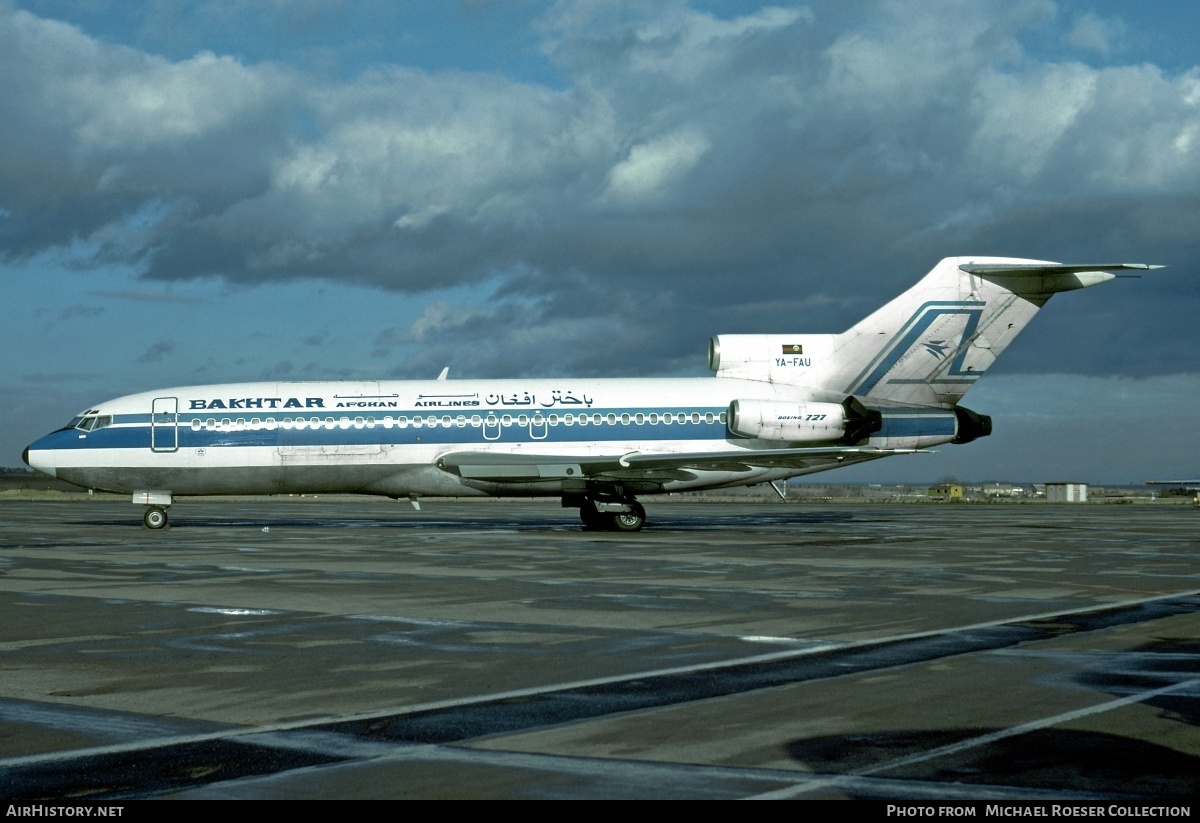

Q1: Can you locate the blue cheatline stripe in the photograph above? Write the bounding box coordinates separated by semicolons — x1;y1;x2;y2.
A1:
876;410;956;438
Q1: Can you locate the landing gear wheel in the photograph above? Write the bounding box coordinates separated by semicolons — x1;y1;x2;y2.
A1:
608;501;646;532
143;506;169;530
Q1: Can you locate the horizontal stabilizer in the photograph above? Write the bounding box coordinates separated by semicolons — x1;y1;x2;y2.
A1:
959;262;1164;295
959;263;1162;276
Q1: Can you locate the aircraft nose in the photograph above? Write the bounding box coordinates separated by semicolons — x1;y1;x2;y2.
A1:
23;442;56;477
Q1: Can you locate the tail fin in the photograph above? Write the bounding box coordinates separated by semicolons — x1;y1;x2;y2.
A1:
829;257;1158;405
709;257;1159;407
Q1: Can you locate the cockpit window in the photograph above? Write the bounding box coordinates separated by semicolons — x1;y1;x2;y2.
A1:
74;415;113;432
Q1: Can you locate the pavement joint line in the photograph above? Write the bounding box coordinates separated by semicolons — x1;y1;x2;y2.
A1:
3;588;1199;770
749;677;1200;800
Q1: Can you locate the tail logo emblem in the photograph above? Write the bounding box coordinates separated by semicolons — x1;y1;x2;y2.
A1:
922;340;949;358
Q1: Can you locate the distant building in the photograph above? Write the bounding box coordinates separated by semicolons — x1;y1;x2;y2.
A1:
982;482;1026;498
1045;482;1088;503
928;484;963;501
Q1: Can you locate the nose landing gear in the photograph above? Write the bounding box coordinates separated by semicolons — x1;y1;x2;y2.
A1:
143;505;169;530
134;491;173;530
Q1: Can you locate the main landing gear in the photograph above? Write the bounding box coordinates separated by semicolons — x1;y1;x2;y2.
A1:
571;496;647;532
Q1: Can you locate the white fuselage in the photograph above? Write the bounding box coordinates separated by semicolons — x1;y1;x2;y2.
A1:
23;376;957;499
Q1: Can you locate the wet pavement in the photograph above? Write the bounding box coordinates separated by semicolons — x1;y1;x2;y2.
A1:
0;497;1197;799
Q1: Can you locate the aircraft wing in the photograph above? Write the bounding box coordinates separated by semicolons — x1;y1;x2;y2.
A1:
436;446;927;483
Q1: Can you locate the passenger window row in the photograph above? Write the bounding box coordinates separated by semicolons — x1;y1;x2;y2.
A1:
186;411;727;432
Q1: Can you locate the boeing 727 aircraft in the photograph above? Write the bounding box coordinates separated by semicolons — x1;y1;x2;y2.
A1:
23;257;1158;531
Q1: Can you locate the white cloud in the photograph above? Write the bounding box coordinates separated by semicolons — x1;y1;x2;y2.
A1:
602;130;711;203
2;0;1198;380
263;70;619;235
5;9;289;154
620;5;811;83
73;52;280;152
1067;65;1200;193
968;63;1097;183
963;61;1200;194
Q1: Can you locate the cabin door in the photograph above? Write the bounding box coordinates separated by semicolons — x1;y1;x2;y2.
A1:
151;397;179;452
483;413;501;440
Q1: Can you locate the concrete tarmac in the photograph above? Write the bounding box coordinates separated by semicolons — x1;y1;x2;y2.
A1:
1;497;1198;800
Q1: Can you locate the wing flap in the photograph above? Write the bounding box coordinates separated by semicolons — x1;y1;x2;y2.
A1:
437;446;928;482
437;452;593;481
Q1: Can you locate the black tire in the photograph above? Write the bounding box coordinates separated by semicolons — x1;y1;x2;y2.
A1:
608;501;645;532
579;500;604;530
143;506;168;530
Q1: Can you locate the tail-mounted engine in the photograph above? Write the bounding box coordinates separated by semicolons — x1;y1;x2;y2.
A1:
728;396;882;444
952;406;993;444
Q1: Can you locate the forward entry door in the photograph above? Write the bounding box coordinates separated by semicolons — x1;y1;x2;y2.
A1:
151;397;179;452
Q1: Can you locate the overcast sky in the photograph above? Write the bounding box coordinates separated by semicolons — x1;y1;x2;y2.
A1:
3;0;1198;485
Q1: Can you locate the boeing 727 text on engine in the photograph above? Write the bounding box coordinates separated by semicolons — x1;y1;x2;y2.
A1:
23;257;1158;531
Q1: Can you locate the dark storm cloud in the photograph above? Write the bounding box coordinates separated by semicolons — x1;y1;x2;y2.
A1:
21;371;94;383
136;340;175;363
260;360;295;379
59;304;104;319
88;289;206;304
2;1;1198;381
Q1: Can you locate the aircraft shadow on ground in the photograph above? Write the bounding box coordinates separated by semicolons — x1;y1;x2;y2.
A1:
1077;636;1200;729
784;726;1200;798
71;509;859;531
784;636;1200;798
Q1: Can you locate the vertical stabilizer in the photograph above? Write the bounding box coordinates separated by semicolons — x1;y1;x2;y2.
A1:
814;257;1154;406
709;257;1156;406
